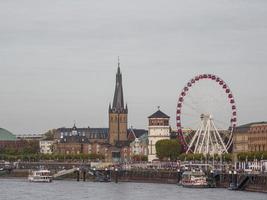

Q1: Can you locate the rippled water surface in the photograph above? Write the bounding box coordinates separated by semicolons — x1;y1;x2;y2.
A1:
0;179;266;200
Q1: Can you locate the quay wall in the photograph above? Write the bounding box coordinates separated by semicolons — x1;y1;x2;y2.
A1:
244;175;267;193
213;173;267;193
1;162;267;193
117;170;178;184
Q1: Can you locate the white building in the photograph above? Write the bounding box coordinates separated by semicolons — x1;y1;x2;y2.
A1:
39;140;54;154
130;131;148;156
148;109;170;162
16;134;44;141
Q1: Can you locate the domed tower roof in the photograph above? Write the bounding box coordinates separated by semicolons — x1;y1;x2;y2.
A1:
0;128;17;141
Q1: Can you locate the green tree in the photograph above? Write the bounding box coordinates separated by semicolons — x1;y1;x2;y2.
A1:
155;139;181;161
178;153;203;161
44;129;56;140
222;153;232;162
131;155;148;161
237;151;267;161
19;140;40;154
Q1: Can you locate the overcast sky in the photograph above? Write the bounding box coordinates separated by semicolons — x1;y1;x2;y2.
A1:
0;0;267;134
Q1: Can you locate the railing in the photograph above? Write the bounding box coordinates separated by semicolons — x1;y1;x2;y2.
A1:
237;175;250;190
53;168;79;178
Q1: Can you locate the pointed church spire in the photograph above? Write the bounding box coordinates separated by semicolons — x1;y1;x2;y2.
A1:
73;120;77;129
111;57;126;113
118;56;120;68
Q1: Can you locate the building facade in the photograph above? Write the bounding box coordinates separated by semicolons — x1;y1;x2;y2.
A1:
54;132;90;155
147;109;170;162
0;128;19;151
233;122;267;154
55;127;108;143
129;128;148;157
39;140;54;154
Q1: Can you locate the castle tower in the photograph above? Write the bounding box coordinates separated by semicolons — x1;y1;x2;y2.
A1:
108;60;128;146
147;108;170;162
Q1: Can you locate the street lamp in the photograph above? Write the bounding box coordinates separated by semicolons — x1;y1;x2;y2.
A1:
177;168;181;183
114;168;118;183
105;167;109;181
93;167;96;175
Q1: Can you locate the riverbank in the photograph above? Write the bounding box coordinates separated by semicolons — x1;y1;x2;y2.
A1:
1;169;267;193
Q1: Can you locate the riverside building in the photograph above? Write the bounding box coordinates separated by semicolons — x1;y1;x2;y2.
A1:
147;109;170;162
233;122;267;153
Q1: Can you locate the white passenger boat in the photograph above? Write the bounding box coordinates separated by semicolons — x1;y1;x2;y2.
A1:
181;170;209;188
28;170;53;183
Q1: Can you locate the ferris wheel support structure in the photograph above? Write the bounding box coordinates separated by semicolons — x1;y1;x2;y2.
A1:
186;114;228;155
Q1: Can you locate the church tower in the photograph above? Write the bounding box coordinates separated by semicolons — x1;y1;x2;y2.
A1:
108;60;128;146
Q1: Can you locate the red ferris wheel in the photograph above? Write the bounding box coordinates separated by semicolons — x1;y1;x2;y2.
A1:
176;74;237;155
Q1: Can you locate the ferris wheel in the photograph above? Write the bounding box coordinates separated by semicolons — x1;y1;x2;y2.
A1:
176;74;237;155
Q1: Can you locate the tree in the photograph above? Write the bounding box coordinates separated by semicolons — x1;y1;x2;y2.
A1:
131;155;148;162
155;139;181;161
178;153;204;161
222;153;233;162
237;151;267;161
44;129;57;140
19;140;40;154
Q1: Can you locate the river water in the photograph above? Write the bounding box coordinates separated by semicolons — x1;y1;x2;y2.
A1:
0;179;266;200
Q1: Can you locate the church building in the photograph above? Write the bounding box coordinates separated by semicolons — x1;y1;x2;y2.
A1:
53;60;146;162
108;61;128;146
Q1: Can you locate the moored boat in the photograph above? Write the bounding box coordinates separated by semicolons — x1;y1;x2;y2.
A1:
181;170;209;188
28;170;53;183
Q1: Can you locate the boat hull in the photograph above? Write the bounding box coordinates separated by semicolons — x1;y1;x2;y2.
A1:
28;176;53;183
181;183;210;188
181;170;214;188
